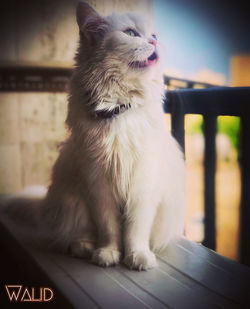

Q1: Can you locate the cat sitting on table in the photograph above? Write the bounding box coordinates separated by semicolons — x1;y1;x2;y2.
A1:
7;1;186;271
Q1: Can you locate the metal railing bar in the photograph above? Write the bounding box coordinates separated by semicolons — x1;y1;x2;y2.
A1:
166;91;185;151
165;88;250;116
202;115;217;250
239;116;250;266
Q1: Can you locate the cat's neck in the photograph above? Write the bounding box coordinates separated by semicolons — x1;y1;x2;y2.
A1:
67;68;164;130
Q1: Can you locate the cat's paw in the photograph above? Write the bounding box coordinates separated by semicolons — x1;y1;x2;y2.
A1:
69;240;95;259
92;248;121;267
124;250;157;271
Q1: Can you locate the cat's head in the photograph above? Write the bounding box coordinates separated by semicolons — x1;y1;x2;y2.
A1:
76;2;162;79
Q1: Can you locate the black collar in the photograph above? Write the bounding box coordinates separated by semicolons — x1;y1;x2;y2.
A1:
93;103;131;119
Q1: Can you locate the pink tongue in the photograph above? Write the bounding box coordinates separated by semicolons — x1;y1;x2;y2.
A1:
147;58;155;66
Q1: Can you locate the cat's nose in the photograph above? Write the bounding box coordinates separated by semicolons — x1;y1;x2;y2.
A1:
149;38;157;47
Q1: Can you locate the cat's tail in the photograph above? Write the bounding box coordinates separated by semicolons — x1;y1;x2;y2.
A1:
0;185;47;227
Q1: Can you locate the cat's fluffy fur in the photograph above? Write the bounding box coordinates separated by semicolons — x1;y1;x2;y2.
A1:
18;2;186;270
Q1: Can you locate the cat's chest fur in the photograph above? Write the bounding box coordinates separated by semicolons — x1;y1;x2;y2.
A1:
67;64;165;202
86;109;148;201
78;75;162;200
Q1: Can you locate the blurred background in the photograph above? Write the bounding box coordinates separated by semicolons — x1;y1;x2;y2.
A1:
0;0;249;262
154;0;250;261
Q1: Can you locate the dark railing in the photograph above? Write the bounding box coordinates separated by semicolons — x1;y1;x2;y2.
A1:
164;75;215;89
0;65;249;266
0;64;71;92
165;87;250;266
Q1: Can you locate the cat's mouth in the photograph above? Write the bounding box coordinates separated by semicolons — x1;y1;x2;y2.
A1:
130;51;158;69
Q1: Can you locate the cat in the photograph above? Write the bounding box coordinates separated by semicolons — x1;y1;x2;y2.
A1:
3;1;186;271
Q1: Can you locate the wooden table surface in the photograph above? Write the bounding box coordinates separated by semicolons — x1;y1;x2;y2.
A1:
0;214;249;309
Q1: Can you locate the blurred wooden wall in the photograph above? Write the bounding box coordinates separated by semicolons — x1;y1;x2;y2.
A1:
0;0;153;194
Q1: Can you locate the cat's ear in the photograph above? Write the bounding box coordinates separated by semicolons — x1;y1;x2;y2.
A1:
76;1;109;40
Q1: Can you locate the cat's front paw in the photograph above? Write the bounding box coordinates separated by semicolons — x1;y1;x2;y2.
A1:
92;248;121;267
124;250;157;271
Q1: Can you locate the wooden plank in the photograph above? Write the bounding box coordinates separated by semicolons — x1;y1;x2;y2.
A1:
0;216;154;308
159;241;250;307
177;237;249;278
0;216;100;309
1;213;250;308
111;261;237;309
155;259;240;309
0;218;77;308
100;267;168;309
118;262;222;309
48;254;153;309
33;252;100;309
202;115;216;250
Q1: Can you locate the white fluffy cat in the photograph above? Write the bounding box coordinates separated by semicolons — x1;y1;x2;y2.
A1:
10;2;186;271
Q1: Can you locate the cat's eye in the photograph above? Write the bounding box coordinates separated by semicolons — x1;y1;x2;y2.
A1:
123;29;140;37
152;34;157;40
